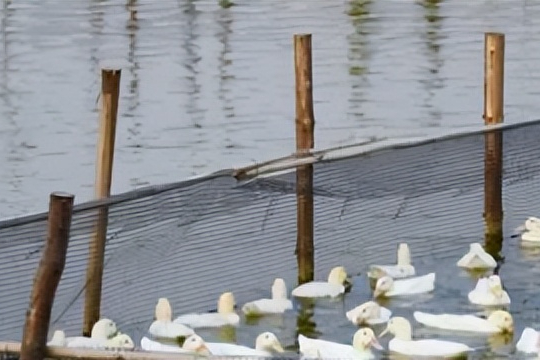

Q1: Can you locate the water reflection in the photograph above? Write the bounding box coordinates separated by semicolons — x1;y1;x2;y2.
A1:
418;0;444;126
217;324;236;343
346;0;373;121
293;297;319;352
178;0;203;128
125;0;141;133
215;6;234;120
0;0;20;197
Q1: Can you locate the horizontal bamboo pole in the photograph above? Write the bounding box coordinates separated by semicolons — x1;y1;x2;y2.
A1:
1;342;266;360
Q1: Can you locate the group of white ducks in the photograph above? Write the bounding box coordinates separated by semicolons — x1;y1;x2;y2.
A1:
45;217;540;359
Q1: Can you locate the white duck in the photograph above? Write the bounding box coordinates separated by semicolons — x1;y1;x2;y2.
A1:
298;327;383;360
468;275;511;306
413;309;513;333
368;243;416;279
291;266;350;298
514;217;540;243
346;301;392;326
47;330;67;346
210;331;284;356
516;327;540;353
148;298;194;340
143;332;284;356
242;278;293;316
47;318;120;348
456;243;497;270
141;336;194;353
182;334;212;355
373;273;435;298
380;317;473;357
173;292;240;328
50;330;135;350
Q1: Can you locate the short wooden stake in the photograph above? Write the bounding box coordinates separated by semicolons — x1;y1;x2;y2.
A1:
83;68;121;336
483;33;504;256
20;192;74;360
294;34;315;285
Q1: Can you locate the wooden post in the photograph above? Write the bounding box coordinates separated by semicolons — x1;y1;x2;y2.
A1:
20;192;74;360
294;34;315;285
83;68;121;336
483;33;504;257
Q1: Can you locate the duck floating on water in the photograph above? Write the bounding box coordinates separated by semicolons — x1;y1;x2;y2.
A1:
373;273;435;298
413;309;513;333
346;301;392;326
148;298;194;340
48;319;134;350
468;275;510;306
368;243;415;279
379;317;473;357
142;331;284;356
513;217;540;243
242;278;293;315
456;243;497;270
516;327;540;354
173;292;240;328
291;266;351;298
298;328;383;360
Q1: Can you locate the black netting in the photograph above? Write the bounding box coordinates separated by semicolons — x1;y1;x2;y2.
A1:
2;120;540;359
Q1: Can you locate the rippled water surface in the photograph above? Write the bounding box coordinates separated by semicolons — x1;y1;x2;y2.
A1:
0;0;539;218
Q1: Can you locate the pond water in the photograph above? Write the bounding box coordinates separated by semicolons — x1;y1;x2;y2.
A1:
166;240;540;360
1;0;540;219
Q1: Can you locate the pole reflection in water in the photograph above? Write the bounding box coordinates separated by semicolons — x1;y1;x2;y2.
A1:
292;297;320;353
217;324;236;343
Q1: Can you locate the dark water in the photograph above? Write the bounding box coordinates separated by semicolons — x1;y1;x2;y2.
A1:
1;0;540;219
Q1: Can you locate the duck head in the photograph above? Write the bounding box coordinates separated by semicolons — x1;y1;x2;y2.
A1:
353;327;383;351
91;318;118;340
379;317;412;341
487;310;514;333
373;276;394;298
255;332;284;352
182;334;211;355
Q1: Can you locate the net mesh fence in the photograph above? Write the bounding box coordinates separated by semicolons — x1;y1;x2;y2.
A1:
1;120;540;359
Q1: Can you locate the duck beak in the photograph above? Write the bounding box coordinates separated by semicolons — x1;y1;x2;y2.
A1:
379;326;390;338
370;336;383;350
273;342;285;353
373;288;383;298
196;343;211;355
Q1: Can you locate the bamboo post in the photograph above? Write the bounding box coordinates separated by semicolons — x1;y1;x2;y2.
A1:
83;68;121;336
483;33;504;256
20;192;74;360
294;34;315;285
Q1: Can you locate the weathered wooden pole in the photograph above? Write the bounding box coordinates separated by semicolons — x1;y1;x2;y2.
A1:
20;192;74;360
83;68;121;336
483;33;504;257
294;34;315;285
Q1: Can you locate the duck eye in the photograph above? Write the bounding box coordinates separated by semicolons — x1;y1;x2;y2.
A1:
265;334;270;339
